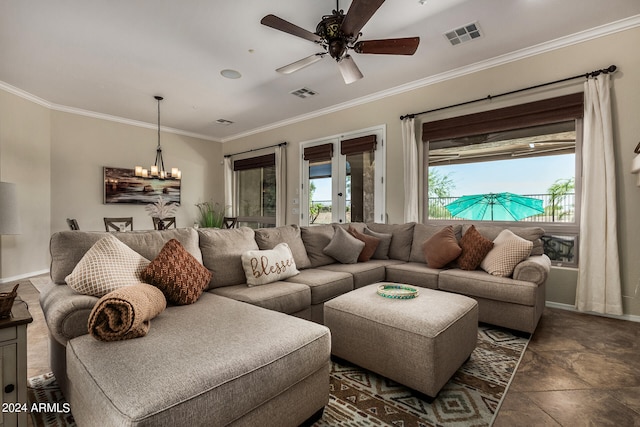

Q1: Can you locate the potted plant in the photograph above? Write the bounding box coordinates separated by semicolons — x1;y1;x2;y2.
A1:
146;196;178;230
195;201;225;228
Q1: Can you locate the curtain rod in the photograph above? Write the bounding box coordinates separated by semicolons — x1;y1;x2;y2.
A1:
399;65;617;121
224;141;288;158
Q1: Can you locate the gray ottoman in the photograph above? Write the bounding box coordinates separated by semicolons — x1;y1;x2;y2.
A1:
324;283;478;397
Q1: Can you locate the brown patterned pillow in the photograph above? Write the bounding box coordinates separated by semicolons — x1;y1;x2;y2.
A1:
457;225;494;270
348;226;380;262
141;239;212;305
422;225;462;268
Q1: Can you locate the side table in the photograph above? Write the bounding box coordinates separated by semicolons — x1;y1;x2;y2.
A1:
0;284;33;427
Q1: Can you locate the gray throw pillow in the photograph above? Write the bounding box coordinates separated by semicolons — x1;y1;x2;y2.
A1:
323;226;365;264
363;228;392;260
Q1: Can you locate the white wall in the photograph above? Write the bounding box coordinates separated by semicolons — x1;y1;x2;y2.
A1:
225;27;640;317
0;90;51;280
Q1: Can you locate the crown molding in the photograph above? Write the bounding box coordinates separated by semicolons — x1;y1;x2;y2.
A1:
221;14;640;142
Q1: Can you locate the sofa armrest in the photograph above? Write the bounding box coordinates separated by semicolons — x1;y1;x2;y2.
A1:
512;254;551;286
40;284;98;346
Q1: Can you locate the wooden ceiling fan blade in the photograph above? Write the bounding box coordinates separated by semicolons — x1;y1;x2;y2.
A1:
261;14;322;43
337;55;363;84
276;53;326;74
341;0;386;37
354;37;420;55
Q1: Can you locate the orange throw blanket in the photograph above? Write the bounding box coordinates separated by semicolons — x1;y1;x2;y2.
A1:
88;284;166;341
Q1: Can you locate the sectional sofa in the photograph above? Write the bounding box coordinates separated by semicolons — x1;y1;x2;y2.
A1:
41;222;550;426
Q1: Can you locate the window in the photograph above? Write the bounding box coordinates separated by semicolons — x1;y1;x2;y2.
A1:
234;153;277;228
422;93;583;266
301;126;385;225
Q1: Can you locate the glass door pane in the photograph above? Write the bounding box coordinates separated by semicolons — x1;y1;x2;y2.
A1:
308;159;333;224
344;151;376;223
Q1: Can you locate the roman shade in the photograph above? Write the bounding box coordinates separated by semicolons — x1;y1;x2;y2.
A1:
233;154;276;171
303;143;334;162
422;92;584;142
340;135;377;155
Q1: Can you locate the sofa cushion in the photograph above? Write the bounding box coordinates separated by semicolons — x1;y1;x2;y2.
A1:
462;224;545;256
481;229;533;277
285;269;353;305
240;243;299;286
50;228;201;284
439;269;539;306
318;260;388;289
254;225;311;269
323;226;364;264
198;227;259;289
363;228;392;260
209;281;311;314
300;225;337;267
348;227;380;262
384;262;441;290
65;235;149;297
141;239;211;305
422;225;462;268
366;222;415;261
457;225;494;270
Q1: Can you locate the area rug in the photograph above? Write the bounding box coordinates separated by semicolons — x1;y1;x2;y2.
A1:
314;324;529;427
27;324;528;427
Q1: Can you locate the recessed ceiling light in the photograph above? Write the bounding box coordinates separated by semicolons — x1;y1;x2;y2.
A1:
220;69;242;79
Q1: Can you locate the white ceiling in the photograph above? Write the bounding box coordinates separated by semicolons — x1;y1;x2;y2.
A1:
1;0;639;142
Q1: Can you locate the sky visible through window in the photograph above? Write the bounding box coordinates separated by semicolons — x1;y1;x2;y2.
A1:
433;154;575;196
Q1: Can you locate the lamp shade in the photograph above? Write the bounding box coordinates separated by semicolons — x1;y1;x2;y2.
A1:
0;182;21;235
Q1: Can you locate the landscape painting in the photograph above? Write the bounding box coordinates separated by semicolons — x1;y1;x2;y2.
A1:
104;167;181;205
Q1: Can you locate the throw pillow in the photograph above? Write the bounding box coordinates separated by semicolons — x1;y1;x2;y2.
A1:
241;243;300;286
65;234;150;297
457;225;494;270
141;239;212;305
254;224;311;269
323;226;365;264
481;229;534;277
422;225;462;268
363;228;392;260
348;226;380;262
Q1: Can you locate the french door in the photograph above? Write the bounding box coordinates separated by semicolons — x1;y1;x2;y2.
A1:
301;126;385;225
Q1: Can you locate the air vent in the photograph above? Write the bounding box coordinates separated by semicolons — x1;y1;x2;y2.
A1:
290;87;318;99
216;119;234;125
444;22;482;46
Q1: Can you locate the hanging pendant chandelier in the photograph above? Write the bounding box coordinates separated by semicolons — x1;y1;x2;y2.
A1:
135;96;181;180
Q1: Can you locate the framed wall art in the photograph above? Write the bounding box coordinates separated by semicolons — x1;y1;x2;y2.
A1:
104;167;181;205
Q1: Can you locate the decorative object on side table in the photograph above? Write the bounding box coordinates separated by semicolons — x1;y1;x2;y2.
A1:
376;283;419;299
146;196;178;230
0;283;19;318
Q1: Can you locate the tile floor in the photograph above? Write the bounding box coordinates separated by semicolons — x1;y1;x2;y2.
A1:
10;275;640;426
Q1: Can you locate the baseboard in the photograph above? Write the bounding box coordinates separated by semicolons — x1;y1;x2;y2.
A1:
546;301;640;323
0;269;49;284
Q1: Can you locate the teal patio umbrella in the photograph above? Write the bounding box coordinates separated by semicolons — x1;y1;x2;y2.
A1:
445;192;544;221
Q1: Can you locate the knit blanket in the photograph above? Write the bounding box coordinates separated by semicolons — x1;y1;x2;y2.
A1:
88;284;166;341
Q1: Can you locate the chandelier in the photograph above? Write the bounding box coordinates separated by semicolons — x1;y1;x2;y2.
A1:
135;96;181;180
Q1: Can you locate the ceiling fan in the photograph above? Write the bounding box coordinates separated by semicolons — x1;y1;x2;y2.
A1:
261;0;420;84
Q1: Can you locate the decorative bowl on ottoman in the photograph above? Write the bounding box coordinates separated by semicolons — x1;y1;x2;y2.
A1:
324;283;478;398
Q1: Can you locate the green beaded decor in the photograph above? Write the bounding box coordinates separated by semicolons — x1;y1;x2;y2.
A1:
376;284;419;299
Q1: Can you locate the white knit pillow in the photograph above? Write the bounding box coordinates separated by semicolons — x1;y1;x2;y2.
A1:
241;243;299;287
481;229;533;277
65;234;150;297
